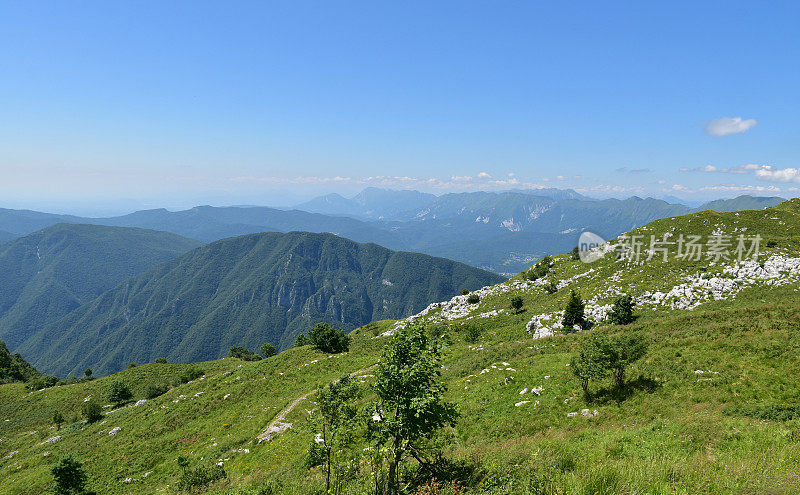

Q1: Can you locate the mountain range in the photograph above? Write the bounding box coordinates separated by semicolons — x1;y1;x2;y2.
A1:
2;199;798;493
14;230;502;377
0;192;788;275
0;224;202;350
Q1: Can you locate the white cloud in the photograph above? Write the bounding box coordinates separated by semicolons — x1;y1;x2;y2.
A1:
704;117;757;136
228;174;552;191
754;166;800;183
477;172;492;179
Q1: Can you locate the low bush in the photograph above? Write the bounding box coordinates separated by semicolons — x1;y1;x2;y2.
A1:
146;383;170;399
173;367;204;386
178;465;227;491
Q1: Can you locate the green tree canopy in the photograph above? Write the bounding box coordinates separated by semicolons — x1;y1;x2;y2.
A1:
260;342;277;358
308;323;350;354
608;294;637;325
107;380;133;405
562;290;586;331
51;455;89;495
372;325;458;494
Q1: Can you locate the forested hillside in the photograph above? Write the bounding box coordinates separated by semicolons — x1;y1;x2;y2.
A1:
0;224;202;349
18;231;503;377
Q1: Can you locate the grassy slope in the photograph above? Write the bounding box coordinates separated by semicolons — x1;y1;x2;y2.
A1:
1;201;800;494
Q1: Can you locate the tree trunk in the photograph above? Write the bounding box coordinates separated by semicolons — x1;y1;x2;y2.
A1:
613;368;625;388
581;378;590;397
387;439;402;495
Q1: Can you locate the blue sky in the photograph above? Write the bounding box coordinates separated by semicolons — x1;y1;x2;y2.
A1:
1;1;798;213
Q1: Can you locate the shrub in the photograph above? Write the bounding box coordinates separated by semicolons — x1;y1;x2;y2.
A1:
153;357;168;364
460;288;469;295
308;323;350;354
107;380;133;405
466;294;480;304
304;439;326;468
294;333;310;347
81;400;103;423
510;296;524;313
427;324;449;340
571;246;580;260
766;240;778;248
572;332;648;391
173;367;204;386
178;465;227;491
227;346;262;361
605;334;647;387
260;343;277;358
53;411;64;429
727;404;800;421
608;294;636;325
571;334;610;396
544;281;558;294
146;383;169;399
25;374;58;391
461;323;482;344
51;455;89;495
561;290;586;331
128;362;137;368
84;368;93;378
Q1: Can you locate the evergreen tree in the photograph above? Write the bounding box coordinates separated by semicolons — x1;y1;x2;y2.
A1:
562;290;586;331
510;295;524;313
608;294;636;325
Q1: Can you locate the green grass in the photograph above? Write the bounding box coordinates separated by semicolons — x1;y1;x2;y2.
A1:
2;200;800;494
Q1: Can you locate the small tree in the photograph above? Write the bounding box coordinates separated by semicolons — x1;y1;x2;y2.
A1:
51;455;88;495
53;411;64;430
571;246;580;261
372;325;458;495
466;294;480;304
315;374;361;493
608;294;636;325
107;380;133;405
84;368;92;379
510;296;524;313
153;357;168;364
81;400;103;423
176;455;189;475
294;333;310;347
260;343;277;358
562;290;586;331
571;334;610;397
460;288;469;295
146;383;169;399
128;362;137;368
309;323;350;354
544;281;558;294
227;346;262;361
605;334;648;387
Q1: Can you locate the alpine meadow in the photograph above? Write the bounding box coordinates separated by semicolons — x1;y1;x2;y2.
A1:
1;2;798;494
